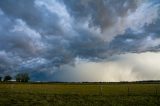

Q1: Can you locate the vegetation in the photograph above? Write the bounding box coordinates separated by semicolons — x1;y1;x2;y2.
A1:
3;75;12;82
0;83;160;105
15;73;30;82
0;73;30;82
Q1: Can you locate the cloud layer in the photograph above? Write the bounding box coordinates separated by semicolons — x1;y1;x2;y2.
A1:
53;52;160;82
0;0;160;81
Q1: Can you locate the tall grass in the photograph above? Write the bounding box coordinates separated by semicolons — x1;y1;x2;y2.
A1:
0;83;160;105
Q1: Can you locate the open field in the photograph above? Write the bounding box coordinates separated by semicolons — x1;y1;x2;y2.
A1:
0;83;160;106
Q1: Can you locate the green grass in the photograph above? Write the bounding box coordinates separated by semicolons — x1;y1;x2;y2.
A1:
0;83;160;106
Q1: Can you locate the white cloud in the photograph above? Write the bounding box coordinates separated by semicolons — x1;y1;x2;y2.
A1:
126;2;159;32
10;19;45;54
140;36;160;50
0;9;4;15
34;0;74;36
102;1;160;41
11;19;41;39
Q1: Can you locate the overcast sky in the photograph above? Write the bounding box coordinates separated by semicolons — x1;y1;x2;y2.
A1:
0;0;160;82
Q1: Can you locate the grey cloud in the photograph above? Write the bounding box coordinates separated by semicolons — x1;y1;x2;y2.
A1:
0;51;21;75
0;14;43;57
0;0;65;36
0;0;160;81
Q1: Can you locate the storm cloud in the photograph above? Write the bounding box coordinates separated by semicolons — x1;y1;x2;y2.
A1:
0;0;160;81
53;52;160;82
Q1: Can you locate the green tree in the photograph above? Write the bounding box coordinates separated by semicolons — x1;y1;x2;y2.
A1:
3;75;12;81
16;73;30;82
0;77;2;81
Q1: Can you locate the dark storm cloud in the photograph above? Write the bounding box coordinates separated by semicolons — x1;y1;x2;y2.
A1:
0;0;160;81
0;0;67;36
64;0;138;29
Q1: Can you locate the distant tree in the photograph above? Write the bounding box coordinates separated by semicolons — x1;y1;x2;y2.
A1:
0;77;2;81
15;73;21;82
16;73;30;82
3;75;12;81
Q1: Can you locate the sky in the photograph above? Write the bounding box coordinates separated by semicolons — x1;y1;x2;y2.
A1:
0;0;160;82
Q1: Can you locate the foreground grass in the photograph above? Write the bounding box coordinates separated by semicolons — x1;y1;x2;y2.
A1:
0;83;160;106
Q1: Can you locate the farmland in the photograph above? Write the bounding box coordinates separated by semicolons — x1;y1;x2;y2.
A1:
0;83;160;106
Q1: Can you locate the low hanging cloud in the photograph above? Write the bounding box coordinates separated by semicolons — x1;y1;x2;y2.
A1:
53;52;160;82
0;0;160;81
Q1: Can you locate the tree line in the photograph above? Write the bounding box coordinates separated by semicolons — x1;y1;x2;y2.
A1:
0;73;30;82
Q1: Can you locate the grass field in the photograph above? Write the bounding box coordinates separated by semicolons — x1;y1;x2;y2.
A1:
0;83;160;106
